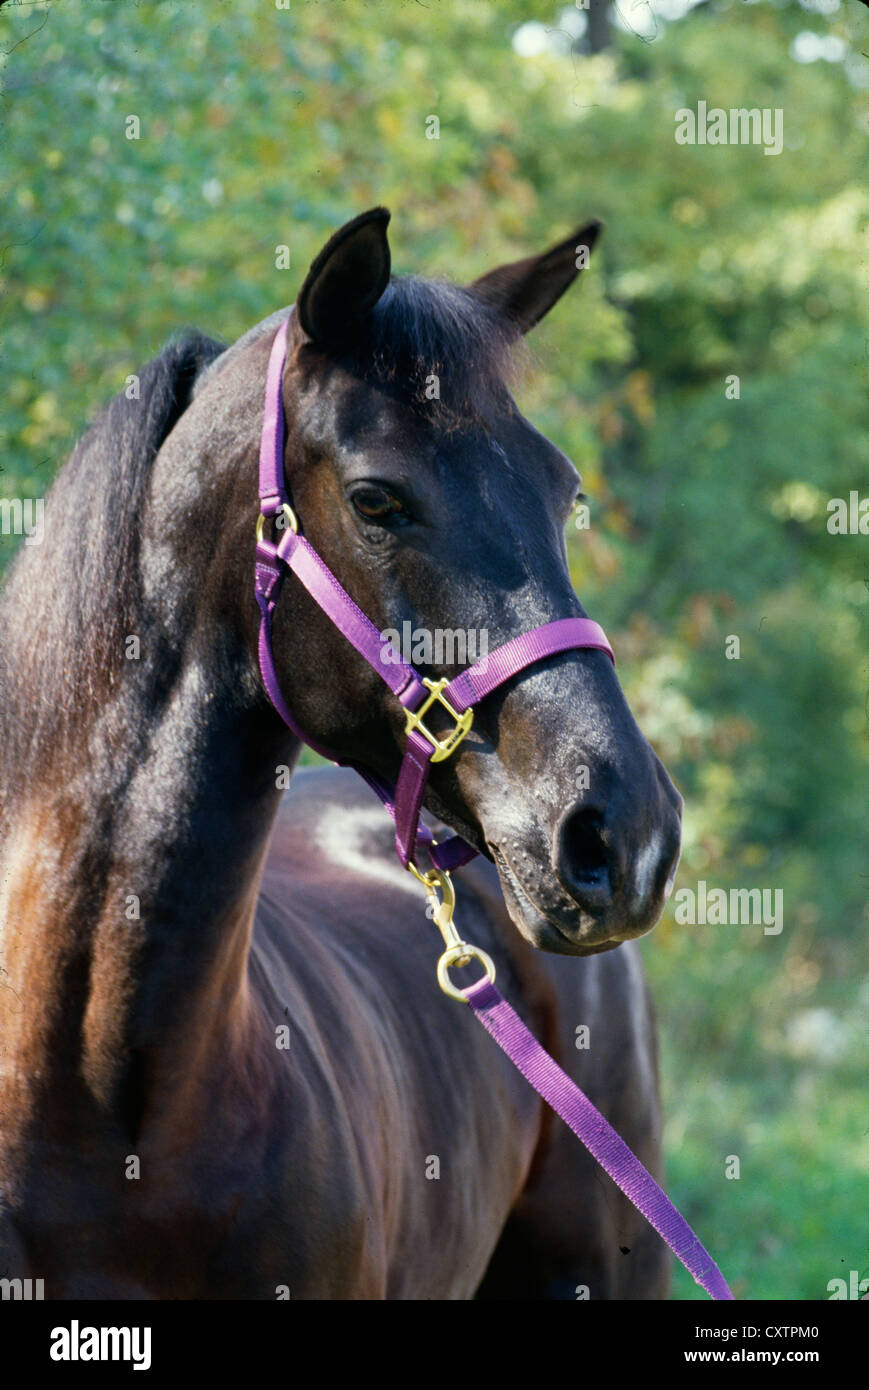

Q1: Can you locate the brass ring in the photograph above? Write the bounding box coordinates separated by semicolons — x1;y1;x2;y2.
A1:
436;944;496;1003
256;503;299;542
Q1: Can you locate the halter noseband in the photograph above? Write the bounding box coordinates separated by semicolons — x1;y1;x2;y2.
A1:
254;315;614;877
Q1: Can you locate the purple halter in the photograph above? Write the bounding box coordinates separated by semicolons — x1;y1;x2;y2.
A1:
253;313;733;1302
254;315;614;874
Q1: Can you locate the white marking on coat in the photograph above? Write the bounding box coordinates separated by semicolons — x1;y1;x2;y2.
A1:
314;805;419;893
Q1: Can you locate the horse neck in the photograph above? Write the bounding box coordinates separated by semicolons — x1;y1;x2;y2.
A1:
0;346;299;1144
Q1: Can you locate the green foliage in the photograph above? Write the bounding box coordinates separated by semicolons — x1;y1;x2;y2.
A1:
2;0;866;1298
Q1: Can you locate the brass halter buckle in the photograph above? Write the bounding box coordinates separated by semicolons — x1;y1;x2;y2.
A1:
404;677;473;763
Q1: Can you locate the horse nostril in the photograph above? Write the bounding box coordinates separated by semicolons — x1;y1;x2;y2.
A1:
556;806;613;910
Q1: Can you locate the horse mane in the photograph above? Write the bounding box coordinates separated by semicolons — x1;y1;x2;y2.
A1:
0;331;225;819
337;275;525;424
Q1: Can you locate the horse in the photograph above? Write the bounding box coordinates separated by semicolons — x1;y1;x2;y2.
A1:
0;207;683;1299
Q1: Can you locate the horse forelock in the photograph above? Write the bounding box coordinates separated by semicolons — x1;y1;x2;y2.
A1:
333;275;525;425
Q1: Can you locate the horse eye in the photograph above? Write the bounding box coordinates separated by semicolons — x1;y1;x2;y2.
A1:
569;491;588;523
351;487;407;523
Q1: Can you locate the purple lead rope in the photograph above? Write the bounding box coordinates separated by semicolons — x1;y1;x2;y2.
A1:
256;313;734;1301
463;977;733;1300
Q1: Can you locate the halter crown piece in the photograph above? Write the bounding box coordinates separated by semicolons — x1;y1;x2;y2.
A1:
253;313;733;1301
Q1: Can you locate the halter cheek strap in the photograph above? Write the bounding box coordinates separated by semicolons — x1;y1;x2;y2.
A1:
252;315;733;1302
254;315;614;872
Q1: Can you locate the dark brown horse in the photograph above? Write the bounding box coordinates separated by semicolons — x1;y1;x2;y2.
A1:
0;209;682;1299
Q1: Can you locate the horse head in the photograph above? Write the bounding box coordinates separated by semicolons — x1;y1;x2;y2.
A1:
256;207;682;955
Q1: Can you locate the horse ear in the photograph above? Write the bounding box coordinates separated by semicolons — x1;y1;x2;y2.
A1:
468;220;602;334
296;207;392;346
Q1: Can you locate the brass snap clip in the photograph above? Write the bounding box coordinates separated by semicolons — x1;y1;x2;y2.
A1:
408;857;496;1003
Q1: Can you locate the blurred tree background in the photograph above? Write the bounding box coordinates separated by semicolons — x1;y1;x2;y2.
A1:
1;0;866;1298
